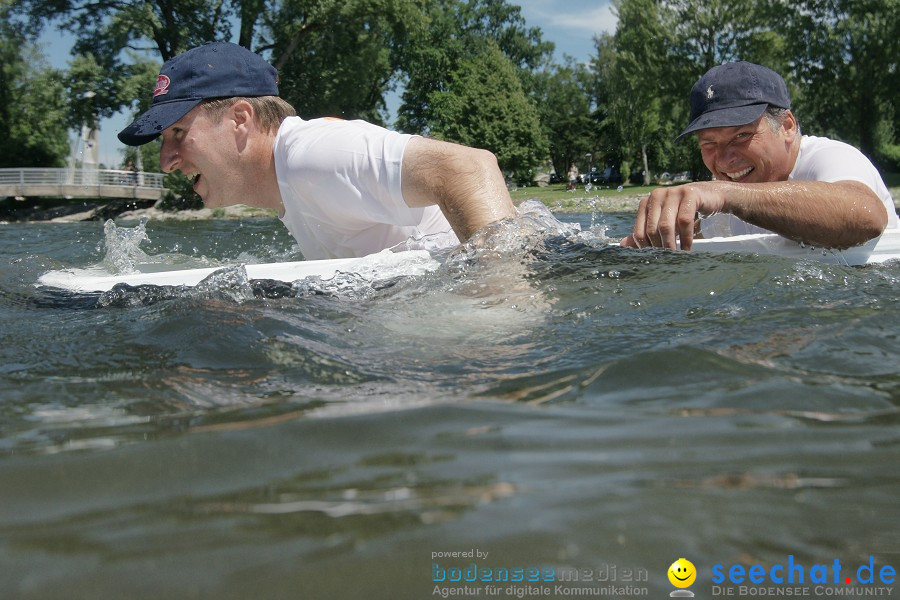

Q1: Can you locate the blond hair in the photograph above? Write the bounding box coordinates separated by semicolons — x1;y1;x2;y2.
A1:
200;96;296;134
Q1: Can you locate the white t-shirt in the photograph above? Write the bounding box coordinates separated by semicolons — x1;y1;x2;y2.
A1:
700;135;899;238
274;117;458;259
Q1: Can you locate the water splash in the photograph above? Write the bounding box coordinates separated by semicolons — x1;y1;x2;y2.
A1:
90;201;611;306
96;218;227;278
191;264;255;302
101;218;152;274
447;199;585;269
97;265;255;307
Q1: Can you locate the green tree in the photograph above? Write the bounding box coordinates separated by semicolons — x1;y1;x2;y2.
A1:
532;57;596;180
1;49;70;168
269;0;425;123
428;41;547;178
397;0;553;134
454;0;554;84
587;32;618;171
0;3;69;167
22;0;429;128
594;0;670;185
24;0;234;61
21;0;244;134
596;0;793;179
663;0;792;129
781;0;899;161
664;0;770;74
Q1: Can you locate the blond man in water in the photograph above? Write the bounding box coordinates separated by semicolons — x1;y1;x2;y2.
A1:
119;42;515;260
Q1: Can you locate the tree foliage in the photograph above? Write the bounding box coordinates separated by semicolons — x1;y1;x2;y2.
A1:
427;41;547;177
270;0;424;124
0;3;69;167
663;0;770;74
532;57;596;180
395;0;552;176
599;0;670;184
396;0;553;133
1;51;70;168
25;0;233;61
780;0;900;160
7;0;900;179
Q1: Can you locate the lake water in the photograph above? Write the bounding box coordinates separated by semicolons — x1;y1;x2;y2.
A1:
2;203;899;599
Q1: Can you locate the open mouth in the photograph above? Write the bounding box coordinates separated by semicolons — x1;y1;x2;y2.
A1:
725;166;754;181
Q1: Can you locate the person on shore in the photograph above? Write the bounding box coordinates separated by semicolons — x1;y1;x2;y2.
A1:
620;61;898;251
118;42;515;260
567;163;579;191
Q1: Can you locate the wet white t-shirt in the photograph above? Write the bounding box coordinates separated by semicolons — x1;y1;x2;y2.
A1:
274;117;458;259
700;135;899;238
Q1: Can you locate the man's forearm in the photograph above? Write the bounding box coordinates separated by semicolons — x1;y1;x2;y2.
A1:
719;180;887;248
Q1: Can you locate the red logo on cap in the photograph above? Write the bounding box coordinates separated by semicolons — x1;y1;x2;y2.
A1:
153;75;170;97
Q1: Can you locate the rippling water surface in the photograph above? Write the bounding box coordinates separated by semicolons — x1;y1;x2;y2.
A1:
2;205;899;599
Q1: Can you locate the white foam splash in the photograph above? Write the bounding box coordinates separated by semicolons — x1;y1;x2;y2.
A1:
101;218;152;274
191;264;255;302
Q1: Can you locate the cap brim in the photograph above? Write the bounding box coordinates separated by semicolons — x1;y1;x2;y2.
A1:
117;98;203;146
675;103;768;142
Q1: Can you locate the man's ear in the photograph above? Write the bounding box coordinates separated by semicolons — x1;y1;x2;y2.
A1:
230;99;254;133
230;99;254;152
781;111;798;139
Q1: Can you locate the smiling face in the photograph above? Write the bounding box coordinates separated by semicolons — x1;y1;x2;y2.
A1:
668;558;697;588
696;112;799;184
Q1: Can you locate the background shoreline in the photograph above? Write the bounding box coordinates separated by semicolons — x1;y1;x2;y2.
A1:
2;186;898;223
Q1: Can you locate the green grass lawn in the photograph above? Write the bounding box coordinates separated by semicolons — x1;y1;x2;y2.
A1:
518;174;899;213
510;183;656;201
509;182;657;212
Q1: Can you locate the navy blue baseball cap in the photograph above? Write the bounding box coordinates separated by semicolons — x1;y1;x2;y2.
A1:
676;61;791;141
118;42;279;146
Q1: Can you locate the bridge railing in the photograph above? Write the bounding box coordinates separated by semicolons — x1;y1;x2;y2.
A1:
0;168;166;189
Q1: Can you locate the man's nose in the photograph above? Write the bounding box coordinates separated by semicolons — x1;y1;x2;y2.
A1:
160;142;181;173
714;144;739;167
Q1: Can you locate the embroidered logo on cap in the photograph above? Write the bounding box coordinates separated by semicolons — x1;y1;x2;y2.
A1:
706;85;715;99
153;75;171;97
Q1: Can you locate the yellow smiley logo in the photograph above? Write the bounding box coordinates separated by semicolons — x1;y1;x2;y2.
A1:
668;558;697;588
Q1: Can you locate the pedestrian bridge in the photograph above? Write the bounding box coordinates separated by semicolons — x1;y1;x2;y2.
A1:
0;168;166;201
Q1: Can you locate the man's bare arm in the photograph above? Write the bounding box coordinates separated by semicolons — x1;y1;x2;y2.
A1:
718;179;887;247
401;137;516;241
622;179;888;250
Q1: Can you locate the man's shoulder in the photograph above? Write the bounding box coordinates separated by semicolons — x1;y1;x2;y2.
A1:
276;116;411;149
796;135;873;170
799;135;880;165
792;134;891;202
799;135;860;155
279;116;401;134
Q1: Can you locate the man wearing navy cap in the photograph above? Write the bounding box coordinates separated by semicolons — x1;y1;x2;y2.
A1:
621;61;897;251
119;42;515;260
